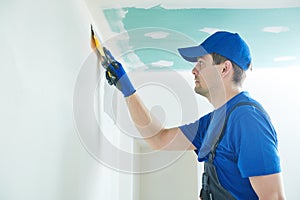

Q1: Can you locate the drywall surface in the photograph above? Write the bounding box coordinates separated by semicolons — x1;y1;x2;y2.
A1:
87;0;300;9
0;1;134;200
140;150;198;200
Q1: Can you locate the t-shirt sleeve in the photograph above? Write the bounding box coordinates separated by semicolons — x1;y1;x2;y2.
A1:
231;107;281;178
179;113;211;150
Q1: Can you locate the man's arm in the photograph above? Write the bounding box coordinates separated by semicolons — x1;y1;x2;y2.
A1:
93;47;196;151
249;173;286;200
126;93;196;150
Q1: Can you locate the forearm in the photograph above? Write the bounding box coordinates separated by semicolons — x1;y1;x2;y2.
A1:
126;93;164;149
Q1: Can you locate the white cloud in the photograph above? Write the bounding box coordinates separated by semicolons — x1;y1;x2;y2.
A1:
119;10;128;18
274;56;296;62
151;60;174;67
262;26;290;33
199;27;222;34
144;31;169;39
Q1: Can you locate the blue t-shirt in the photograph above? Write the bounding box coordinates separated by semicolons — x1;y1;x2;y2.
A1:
179;91;281;200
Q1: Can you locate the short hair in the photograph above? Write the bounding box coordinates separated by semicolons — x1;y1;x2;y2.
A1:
211;53;246;86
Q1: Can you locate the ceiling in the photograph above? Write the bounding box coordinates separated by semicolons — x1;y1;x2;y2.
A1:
85;0;300;71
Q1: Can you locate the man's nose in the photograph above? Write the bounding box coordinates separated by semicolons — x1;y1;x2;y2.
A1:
192;66;198;75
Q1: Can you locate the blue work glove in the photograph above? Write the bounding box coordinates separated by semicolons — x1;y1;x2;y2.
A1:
104;48;136;97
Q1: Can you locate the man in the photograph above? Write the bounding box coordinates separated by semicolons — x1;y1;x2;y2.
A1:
101;31;286;199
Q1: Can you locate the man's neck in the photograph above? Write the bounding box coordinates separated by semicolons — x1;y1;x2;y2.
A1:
209;87;242;109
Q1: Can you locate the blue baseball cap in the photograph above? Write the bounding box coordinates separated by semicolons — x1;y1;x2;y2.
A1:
178;31;252;70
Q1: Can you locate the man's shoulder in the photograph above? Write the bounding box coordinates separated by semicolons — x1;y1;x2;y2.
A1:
227;91;265;116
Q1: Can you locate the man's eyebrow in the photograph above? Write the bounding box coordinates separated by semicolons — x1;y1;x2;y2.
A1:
197;57;205;62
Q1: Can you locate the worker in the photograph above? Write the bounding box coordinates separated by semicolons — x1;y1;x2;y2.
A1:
101;31;286;200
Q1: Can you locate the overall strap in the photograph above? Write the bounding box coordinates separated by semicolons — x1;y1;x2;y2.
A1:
208;102;268;161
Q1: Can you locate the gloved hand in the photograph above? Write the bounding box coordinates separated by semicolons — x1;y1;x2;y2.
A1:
103;48;136;97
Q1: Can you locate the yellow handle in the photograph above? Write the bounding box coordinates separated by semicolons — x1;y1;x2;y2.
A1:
90;25;105;57
93;35;106;57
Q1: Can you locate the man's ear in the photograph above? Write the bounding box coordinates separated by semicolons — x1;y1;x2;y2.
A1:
221;60;233;77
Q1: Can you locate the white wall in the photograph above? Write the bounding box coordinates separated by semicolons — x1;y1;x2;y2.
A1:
139;149;198;200
0;1;134;200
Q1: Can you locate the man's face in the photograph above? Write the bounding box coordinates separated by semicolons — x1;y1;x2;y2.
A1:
192;54;223;98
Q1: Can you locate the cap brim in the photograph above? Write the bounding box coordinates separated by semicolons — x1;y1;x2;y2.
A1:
178;45;208;62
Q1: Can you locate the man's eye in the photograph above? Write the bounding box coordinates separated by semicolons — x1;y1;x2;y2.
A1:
198;61;204;67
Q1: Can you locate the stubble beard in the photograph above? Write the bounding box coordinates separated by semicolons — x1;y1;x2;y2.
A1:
194;85;208;98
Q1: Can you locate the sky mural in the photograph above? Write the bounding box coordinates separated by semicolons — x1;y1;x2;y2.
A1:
102;6;300;71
